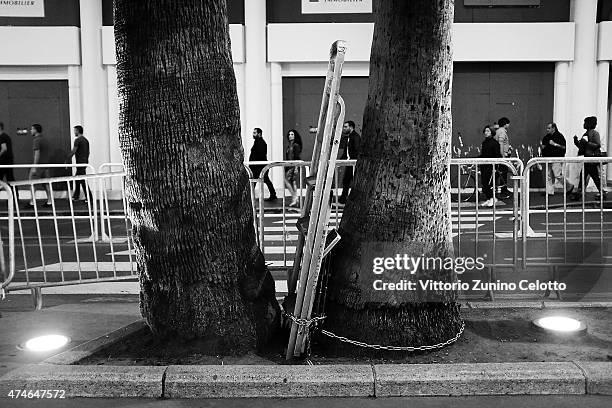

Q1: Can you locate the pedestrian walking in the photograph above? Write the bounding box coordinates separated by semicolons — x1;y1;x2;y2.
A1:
493;117;512;199
27;123;52;207
337;120;360;205
65;125;91;201
285;129;302;207
249;128;277;202
570;116;606;200
540;122;573;196
479;125;504;207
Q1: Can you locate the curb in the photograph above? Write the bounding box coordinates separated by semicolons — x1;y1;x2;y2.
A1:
375;362;585;396
1;361;610;398
465;301;612;309
0;364;165;398
164;365;375;398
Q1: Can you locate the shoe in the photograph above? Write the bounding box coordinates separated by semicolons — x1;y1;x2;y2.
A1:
289;199;300;208
43;202;52;207
264;196;278;202
480;198;493;207
565;186;574;196
493;198;506;206
498;191;512;199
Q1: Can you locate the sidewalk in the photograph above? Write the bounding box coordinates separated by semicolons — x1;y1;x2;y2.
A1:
0;294;140;377
1;293;611;399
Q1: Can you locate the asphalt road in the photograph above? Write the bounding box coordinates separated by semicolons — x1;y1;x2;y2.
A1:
1;395;611;408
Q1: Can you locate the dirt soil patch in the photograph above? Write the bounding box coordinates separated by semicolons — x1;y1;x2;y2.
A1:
78;307;612;366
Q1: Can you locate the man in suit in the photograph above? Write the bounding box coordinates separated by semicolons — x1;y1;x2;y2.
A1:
338;121;360;205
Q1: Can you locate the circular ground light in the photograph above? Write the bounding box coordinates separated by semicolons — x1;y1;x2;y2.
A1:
532;316;587;335
17;335;71;352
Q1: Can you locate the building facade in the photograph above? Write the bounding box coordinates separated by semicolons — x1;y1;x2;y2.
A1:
1;0;611;186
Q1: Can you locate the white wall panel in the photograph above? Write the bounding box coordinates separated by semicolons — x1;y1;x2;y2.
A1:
598;21;612;61
102;24;245;65
0;27;80;65
268;23;576;63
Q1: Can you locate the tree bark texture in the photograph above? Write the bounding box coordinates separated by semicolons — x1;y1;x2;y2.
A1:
324;0;462;352
114;0;279;351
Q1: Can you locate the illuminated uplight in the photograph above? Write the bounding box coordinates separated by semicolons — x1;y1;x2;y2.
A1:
20;335;71;352
532;316;586;334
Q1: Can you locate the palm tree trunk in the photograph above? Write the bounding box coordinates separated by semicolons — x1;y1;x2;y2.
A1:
324;0;462;353
114;0;279;352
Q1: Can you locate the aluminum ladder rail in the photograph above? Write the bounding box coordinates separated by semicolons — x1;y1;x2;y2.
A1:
286;40;347;360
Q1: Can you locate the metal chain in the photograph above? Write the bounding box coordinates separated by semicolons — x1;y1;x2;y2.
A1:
320;321;465;352
283;310;327;330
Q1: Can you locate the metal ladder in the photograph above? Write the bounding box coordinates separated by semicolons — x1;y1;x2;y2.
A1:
285;40;347;359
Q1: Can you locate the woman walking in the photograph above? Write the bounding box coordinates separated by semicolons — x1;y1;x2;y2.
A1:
285;129;303;207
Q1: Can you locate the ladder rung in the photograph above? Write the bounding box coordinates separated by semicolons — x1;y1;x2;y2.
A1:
322;229;341;258
305;175;317;188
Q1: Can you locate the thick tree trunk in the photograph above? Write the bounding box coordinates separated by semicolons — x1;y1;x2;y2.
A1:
324;0;462;352
114;0;279;352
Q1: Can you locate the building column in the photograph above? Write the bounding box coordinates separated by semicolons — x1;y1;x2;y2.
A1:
553;62;570;135
270;62;284;190
244;0;270;152
596;61;610;156
106;66;121;166
79;0;110;171
233;64;246;148
67;65;82;137
568;0;598;185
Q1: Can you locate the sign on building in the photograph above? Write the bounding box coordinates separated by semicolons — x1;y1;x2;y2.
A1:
0;0;45;17
302;0;372;14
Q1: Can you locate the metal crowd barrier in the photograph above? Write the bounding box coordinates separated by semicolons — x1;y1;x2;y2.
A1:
0;171;135;309
2;156;611;306
522;157;612;267
248;158;521;275
0;181;15;296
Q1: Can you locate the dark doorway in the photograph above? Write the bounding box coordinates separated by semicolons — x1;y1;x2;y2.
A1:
0;80;71;181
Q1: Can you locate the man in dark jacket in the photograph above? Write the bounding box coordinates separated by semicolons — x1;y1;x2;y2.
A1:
480;125;503;207
541;123;572;196
249;128;277;201
338;121;360;204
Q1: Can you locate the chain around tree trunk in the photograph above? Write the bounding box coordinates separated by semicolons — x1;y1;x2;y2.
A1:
320;321;465;352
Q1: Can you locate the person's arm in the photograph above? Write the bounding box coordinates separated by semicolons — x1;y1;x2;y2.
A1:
29;149;40;178
350;133;360;156
254;139;267;160
555;135;566;150
591;131;602;148
0;142;7;158
66;144;77;162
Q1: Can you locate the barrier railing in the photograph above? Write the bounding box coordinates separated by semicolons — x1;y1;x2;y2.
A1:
0;181;15;296
522;157;612;267
2;156;611;305
1;171;135;308
248;158;522;276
